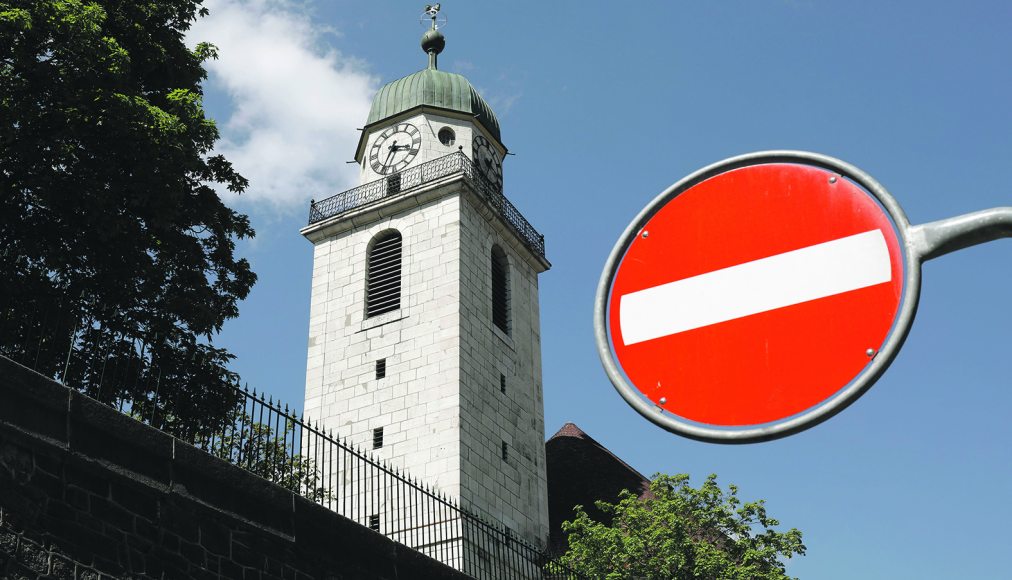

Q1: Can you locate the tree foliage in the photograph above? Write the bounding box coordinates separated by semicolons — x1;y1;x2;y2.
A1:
560;473;806;580
203;414;333;504
0;0;254;428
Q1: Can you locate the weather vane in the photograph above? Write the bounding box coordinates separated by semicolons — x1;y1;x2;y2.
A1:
421;4;447;30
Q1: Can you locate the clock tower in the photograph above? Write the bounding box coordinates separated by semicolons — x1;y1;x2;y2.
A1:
301;6;550;572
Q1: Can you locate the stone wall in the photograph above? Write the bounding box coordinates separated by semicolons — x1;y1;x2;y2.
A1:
457;190;549;546
301;175;550;551
0;355;467;580
304;189;465;496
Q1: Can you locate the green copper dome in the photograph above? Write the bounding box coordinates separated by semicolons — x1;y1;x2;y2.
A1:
365;68;502;143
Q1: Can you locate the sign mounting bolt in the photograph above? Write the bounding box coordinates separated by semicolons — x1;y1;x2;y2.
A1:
641;231;649;238
829;176;838;184
866;348;876;357
658;397;667;405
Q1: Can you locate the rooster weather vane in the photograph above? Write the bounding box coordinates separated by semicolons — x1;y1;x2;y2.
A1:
422;4;446;30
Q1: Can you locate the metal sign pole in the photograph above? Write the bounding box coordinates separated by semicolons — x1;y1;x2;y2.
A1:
910;208;1012;262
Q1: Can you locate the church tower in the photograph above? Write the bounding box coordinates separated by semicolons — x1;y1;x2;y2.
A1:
301;5;551;563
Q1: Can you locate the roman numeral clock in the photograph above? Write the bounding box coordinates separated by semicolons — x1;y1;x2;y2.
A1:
369;123;421;174
472;134;503;190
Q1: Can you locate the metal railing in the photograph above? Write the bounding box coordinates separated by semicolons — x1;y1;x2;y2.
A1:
0;295;579;580
308;152;547;260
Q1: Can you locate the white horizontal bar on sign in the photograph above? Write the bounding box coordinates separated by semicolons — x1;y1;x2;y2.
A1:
619;230;892;346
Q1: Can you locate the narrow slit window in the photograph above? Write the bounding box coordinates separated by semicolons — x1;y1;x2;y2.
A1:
369;514;380;532
376;358;386;379
500;373;506;394
501;441;508;462
491;245;510;334
367;231;402;317
373;427;384;449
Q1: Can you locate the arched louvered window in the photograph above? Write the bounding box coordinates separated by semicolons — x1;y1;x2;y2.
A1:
366;231;402;317
491;245;510;334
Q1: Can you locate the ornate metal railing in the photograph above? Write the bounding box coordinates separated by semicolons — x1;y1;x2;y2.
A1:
308;152;547;260
0;294;580;580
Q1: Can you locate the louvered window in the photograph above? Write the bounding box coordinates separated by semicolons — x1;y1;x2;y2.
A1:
367;231;402;317
491;245;510;334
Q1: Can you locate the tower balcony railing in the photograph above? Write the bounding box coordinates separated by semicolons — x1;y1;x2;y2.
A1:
308;152;547;260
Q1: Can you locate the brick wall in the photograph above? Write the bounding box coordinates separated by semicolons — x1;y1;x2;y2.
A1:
0;355;467;580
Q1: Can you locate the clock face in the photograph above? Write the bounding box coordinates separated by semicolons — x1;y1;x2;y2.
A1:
472;135;503;191
369;123;421;175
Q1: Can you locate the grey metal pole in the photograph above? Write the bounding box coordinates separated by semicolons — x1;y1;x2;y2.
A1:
909;207;1012;262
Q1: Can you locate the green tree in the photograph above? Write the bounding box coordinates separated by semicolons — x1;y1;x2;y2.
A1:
206;415;333;503
559;474;806;580
0;0;254;429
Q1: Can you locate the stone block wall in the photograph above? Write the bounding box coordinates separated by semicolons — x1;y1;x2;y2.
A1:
457;192;549;547
302;181;549;548
304;191;464;497
0;355;467;580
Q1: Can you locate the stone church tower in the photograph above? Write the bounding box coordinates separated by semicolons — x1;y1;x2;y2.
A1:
300;8;551;558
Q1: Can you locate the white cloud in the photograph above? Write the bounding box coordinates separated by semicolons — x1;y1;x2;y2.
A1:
187;0;377;211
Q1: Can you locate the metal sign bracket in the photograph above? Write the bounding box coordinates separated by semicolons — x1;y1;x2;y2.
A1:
909;207;1012;262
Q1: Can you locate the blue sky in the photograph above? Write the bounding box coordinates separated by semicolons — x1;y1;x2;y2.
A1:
190;2;1012;577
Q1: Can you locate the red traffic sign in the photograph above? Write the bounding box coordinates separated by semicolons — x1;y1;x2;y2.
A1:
595;152;921;443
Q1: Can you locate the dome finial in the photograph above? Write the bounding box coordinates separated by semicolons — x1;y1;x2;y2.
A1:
421;4;445;69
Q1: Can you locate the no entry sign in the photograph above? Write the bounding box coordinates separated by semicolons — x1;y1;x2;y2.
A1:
612;162;905;425
598;151;1012;442
596;151;923;443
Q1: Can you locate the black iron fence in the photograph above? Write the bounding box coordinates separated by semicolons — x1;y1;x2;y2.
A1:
308;152;547;260
0;296;579;579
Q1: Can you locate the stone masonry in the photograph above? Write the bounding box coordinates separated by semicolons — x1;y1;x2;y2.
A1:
302;166;549;560
0;355;467;580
